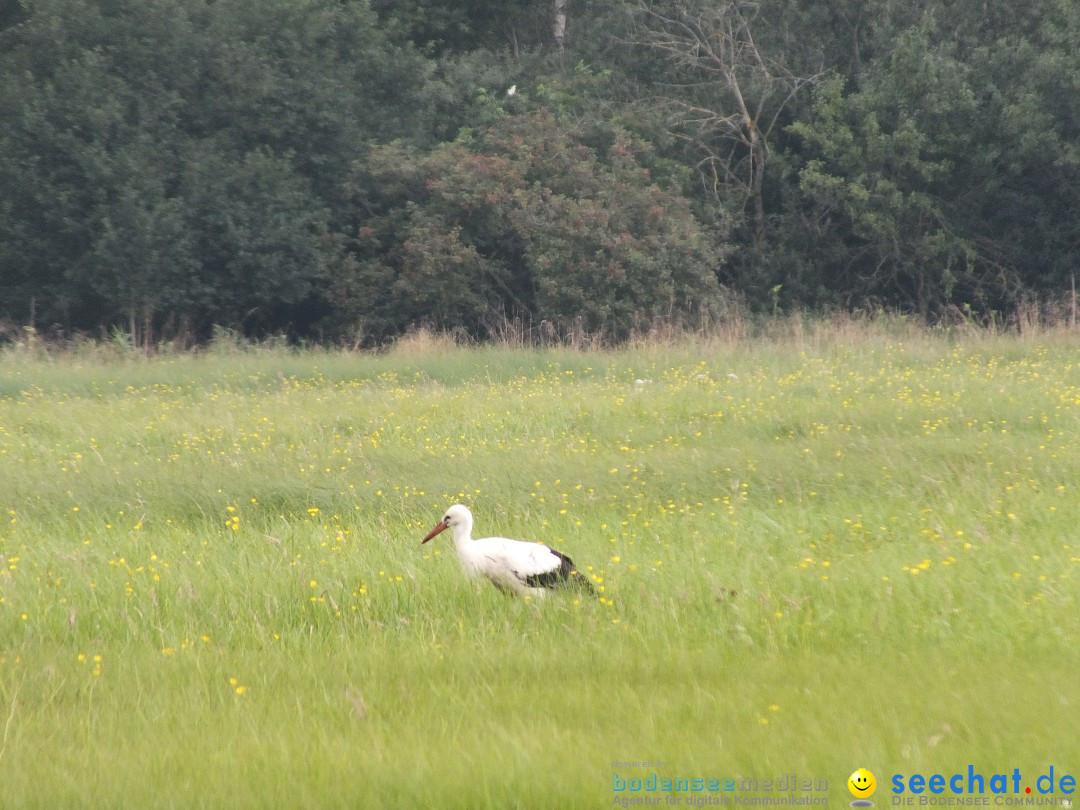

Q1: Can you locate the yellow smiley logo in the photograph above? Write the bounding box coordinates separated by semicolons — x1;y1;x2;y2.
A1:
848;769;877;798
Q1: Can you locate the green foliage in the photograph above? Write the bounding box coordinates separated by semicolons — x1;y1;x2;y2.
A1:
336;110;727;342
3;0;1080;340
789;32;984;315
962;0;1080;296
373;0;552;55
777;2;1080;316
0;0;426;342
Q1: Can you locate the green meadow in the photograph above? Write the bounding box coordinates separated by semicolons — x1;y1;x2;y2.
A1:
1;326;1079;807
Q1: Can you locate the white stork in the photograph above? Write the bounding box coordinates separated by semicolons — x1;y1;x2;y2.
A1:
420;504;594;597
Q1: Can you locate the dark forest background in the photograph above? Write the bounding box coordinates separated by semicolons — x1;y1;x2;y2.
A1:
2;0;1079;346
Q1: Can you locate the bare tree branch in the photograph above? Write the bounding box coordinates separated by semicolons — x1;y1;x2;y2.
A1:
631;0;826;245
553;0;567;47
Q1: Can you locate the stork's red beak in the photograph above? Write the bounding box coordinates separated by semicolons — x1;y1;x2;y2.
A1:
421;520;447;545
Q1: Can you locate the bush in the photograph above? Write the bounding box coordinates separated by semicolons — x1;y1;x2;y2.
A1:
333;110;728;343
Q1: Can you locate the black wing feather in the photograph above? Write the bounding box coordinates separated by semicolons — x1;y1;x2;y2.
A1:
523;548;595;593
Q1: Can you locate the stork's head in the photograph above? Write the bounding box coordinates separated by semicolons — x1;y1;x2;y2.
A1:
421;503;472;544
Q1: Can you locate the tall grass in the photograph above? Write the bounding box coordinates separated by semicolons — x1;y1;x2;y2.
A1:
1;325;1079;807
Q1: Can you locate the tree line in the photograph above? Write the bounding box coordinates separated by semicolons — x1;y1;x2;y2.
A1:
2;0;1078;346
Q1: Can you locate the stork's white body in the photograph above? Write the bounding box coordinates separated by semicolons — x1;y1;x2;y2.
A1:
421;504;592;597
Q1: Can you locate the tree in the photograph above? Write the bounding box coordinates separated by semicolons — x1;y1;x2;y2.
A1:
333;110;727;343
960;0;1080;301
788;29;984;315
631;0;824;246
371;0;566;55
0;0;429;341
785;2;1080;317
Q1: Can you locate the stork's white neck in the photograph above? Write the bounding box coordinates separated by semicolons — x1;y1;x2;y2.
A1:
449;513;483;577
434;505;485;577
450;511;474;549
